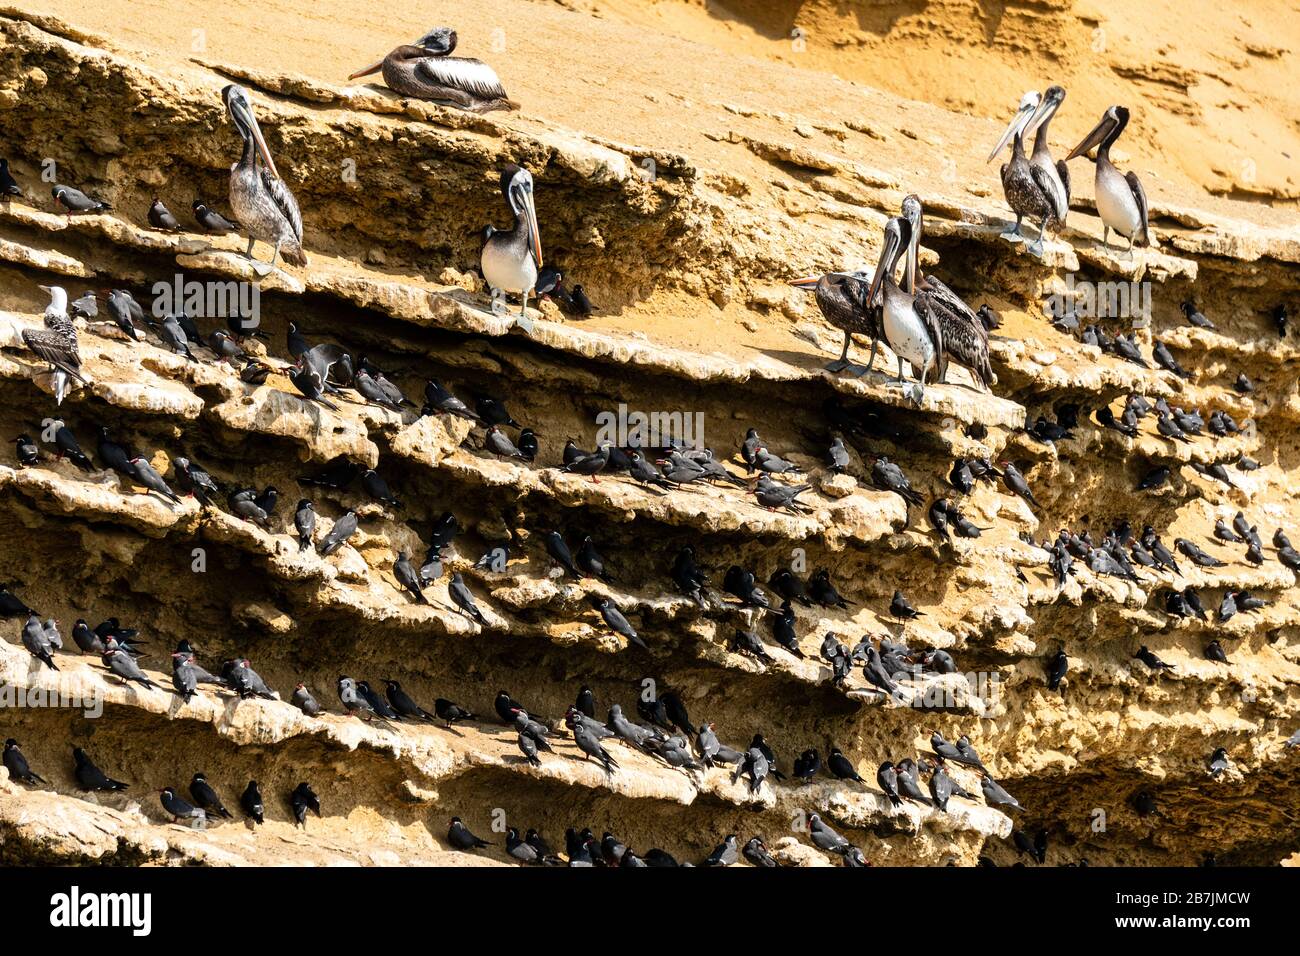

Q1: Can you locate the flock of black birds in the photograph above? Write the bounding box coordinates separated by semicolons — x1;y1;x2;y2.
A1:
4;147;1299;866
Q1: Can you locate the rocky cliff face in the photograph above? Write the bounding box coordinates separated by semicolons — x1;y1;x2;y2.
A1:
0;7;1297;866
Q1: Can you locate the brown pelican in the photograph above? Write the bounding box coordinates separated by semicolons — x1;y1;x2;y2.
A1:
1029;86;1070;230
23;285;86;405
789;269;880;375
899;195;993;391
987;91;1059;257
862;217;944;401
222;85;306;274
1065;106;1149;256
481;164;543;326
348;27;516;113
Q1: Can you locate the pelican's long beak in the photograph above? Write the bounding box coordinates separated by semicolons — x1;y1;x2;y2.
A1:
904;213;921;295
864;218;905;309
987;101;1037;163
347;58;385;81
789;275;822;289
245;110;279;180
228;90;280;179
1065;112;1114;161
1026;93;1060;139
521;188;543;269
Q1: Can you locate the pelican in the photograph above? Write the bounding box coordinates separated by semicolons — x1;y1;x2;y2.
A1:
987;91;1059;256
222;84;306;273
481;164;543;325
348;27;516;113
789;269;880;375
1028;86;1070;230
862;217;945;401
899;195;993;391
23;285;86;405
1065;106;1150;256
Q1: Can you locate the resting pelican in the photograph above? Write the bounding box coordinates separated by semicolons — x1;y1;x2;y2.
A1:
789;270;880;375
987;91;1059;256
1066;106;1150;256
348;27;516;113
862;217;945;401
481;165;542;325
222;85;306;273
899;195;993;391
1029;86;1070;230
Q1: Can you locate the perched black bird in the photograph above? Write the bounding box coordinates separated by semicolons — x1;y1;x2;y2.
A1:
827;747;863;783
72;747;127;792
1137;465;1170;491
424;379;482;423
871;456;923;508
743;836;780;867
1046;650;1068;691
0;157;22;197
318;510;359;556
723;565;771;611
703;834;739;867
385;680;436;721
1175;538;1226;568
294;499;316;550
1208;747;1230;777
473;393;520;428
890;589;922;620
1180;301;1214;329
592;596;644;649
517;428;539;462
576;536;613;583
768;568;811;607
808;568;851;608
1205;640;1229;664
876;761;903;807
1001;461;1039;509
793;748;820;783
148;198;181;231
192;200;238;234
4;739;45;785
0;584;33;618
159;787;205;824
435;697;474;728
52;184;111;214
449;572;487;625
14;433;38;466
189;772;233;819
542;530;581;576
1134;645;1175;672
240;780;264;824
290;782;320;827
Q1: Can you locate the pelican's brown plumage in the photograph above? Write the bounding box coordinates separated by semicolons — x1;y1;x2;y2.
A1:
348;27;517;114
900;195;993;391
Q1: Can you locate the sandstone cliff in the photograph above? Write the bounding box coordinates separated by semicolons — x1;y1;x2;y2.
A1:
0;3;1297;866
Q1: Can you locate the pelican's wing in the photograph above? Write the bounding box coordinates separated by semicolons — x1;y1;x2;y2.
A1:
913;292;947;382
260;167;303;243
1029;162;1067;222
1126;171;1150;246
921;274;985;342
414;55;509;102
1056;160;1071;206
